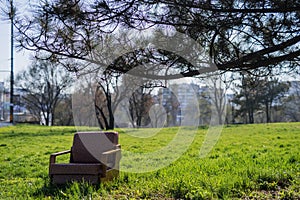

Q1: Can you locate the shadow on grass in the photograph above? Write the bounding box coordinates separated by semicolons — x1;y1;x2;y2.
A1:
0;128;76;140
33;178;102;199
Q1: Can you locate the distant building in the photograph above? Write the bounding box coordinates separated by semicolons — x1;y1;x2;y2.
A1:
0;82;4;121
0;83;38;123
158;83;201;126
287;81;300;96
158;87;180;126
0;82;10;121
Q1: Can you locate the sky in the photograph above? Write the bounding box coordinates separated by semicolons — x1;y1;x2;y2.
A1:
0;0;32;83
0;22;31;82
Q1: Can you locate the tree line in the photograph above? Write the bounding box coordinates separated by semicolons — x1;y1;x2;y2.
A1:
15;60;299;127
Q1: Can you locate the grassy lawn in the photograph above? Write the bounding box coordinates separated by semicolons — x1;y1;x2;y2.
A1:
0;123;299;199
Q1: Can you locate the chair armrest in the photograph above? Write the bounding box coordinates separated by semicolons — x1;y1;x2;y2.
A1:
50;150;71;164
101;148;121;170
102;148;121;155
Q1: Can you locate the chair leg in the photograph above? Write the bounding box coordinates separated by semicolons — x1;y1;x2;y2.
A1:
100;169;119;182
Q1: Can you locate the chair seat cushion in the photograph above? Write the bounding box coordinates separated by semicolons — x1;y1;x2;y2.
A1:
50;163;103;175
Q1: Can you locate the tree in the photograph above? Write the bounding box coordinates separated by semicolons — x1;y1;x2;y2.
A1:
198;89;212;126
157;87;180;127
259;78;289;123
93;70;144;130
72;78;99;127
54;94;74;126
12;0;300;78
233;74;290;123
129;87;154;128
15;59;73;126
149;103;167;128
284;81;300;121
200;73;232;125
94;72;119;130
233;74;264;124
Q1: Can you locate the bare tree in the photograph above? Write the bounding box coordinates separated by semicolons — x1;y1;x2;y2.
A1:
72;77;99;127
129;87;154;128
54;94;74;126
149;104;167;128
200;73;232;125
94;71;127;130
15;59;73;125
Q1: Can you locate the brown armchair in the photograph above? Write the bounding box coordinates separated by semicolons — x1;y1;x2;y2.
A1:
49;131;121;184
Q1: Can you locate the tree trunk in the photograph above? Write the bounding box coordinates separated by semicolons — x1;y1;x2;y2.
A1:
106;93;114;130
248;107;254;124
265;102;270;123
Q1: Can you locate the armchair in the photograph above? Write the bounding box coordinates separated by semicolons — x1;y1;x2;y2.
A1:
49;131;121;184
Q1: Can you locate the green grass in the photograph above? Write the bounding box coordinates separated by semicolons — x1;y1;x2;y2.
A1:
0;123;299;199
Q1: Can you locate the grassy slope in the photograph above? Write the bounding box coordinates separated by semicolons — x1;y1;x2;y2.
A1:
0;123;299;199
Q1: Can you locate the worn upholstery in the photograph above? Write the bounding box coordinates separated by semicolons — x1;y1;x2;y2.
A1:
49;131;121;184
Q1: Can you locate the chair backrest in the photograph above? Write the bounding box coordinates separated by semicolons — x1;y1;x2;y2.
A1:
71;131;119;163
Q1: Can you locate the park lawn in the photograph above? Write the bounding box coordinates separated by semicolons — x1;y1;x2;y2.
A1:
0;123;299;199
